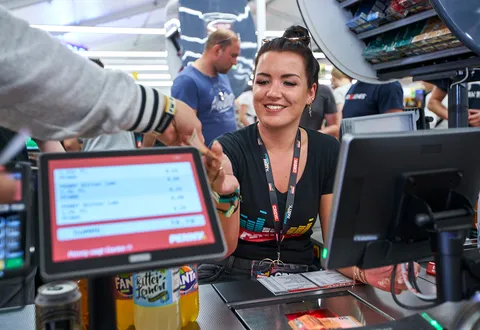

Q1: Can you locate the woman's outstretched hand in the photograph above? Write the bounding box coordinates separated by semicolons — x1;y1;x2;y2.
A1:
204;141;239;195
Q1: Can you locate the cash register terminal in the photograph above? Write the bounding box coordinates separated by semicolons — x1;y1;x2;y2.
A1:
323;128;480;328
37;147;226;329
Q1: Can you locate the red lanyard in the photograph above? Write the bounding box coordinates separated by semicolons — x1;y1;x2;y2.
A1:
257;126;301;260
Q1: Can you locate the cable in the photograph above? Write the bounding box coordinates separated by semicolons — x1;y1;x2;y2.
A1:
450;67;470;89
390;264;441;311
401;263;437;301
408;261;422;293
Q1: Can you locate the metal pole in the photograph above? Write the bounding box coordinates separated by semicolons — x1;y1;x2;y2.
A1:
448;71;469;128
256;0;267;49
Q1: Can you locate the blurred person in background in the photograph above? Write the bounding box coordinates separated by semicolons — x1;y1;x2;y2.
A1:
81;59;136;151
299;84;340;139
171;29;240;146
330;68;352;112
342;81;404;118
235;85;256;128
427;79;480;127
421;81;448;129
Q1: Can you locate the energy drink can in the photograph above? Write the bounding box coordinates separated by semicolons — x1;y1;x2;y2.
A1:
35;281;82;330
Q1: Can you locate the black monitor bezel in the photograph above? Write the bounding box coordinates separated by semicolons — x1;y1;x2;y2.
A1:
323;128;480;270
38;147;226;281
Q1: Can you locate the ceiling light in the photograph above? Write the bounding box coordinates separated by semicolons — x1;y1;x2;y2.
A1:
135;81;173;87
264;30;283;37
133;74;172;80
105;65;169;71
31;25;166;35
314;52;326;59
74;51;168;58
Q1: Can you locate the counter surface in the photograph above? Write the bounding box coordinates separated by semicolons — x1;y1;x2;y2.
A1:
0;284;245;330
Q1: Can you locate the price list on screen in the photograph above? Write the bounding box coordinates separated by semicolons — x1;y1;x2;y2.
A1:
53;162;203;226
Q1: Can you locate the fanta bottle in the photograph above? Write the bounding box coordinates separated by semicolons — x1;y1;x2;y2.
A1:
114;273;134;330
133;269;180;330
179;265;199;327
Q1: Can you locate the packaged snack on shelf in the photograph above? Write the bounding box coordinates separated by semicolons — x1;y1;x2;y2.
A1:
385;0;409;21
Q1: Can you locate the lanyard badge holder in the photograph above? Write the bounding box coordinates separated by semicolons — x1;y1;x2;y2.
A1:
251;127;308;279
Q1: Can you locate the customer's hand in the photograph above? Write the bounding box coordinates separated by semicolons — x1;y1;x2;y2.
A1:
468;110;480;127
0;170;15;204
157;99;204;146
205;141;239;196
364;263;420;294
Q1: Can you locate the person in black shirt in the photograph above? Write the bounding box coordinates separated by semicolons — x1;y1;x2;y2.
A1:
427;78;480;127
299;84;340;138
200;26;417;293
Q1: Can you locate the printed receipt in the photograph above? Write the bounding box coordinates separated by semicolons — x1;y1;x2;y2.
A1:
258;270;355;296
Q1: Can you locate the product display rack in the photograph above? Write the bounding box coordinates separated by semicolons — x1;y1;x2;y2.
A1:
300;0;480;84
300;0;480;127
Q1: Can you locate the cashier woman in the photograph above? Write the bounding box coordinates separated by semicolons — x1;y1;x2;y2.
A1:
202;26;418;293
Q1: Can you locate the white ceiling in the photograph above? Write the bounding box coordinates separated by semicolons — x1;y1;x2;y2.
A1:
2;0;333;90
4;0;305;51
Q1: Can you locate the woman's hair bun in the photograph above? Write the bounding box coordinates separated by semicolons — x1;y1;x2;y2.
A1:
282;25;310;47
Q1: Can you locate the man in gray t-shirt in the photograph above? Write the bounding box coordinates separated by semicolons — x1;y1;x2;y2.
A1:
81;58;137;152
300;84;340;138
82;131;136;151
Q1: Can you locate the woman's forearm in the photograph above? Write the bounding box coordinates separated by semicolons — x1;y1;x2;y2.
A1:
216;202;239;257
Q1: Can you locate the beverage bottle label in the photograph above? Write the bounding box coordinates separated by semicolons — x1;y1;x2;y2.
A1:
115;274;133;300
179;265;198;296
134;269;176;307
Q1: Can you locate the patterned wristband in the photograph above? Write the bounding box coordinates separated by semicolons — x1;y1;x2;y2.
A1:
156;96;177;134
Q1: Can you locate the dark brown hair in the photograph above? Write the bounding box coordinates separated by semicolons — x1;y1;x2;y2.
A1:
255;25;319;88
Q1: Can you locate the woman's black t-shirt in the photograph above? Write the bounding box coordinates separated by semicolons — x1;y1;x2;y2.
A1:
216;124;339;265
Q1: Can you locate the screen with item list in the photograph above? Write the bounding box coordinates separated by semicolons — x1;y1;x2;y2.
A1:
47;154;215;263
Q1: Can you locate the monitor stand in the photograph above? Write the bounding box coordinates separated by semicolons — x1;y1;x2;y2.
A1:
397;169;475;303
88;276;117;330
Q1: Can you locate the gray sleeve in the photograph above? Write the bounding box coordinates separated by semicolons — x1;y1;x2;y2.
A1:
0;7;165;140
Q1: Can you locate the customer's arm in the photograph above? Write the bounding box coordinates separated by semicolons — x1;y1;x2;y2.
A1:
35;140;65;153
0;8;200;142
427;86;448;120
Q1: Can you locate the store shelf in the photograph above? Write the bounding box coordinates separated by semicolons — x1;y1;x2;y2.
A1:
372;46;472;70
357;9;437;40
339;0;361;9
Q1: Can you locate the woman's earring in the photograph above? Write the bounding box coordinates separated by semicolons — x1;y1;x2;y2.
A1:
307;104;312;117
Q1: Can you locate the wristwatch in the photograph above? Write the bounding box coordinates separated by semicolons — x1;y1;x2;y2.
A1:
155;96;177;134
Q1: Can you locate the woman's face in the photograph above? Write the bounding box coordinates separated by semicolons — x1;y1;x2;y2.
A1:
253;51;316;130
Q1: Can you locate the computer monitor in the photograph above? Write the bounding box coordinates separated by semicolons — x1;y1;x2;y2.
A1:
323;128;480;271
38;147;226;280
341;111;417;135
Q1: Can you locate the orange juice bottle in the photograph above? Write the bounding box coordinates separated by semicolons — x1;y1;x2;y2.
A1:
179;265;199;327
78;279;89;330
114;273;134;330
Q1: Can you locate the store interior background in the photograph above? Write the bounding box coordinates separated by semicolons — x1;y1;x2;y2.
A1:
5;0;431;239
4;0;419;97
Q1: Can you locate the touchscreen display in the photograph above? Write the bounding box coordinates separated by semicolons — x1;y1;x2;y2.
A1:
48;153;215;263
0;172;25;274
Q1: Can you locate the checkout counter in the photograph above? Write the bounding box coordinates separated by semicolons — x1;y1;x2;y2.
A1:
0;268;462;330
